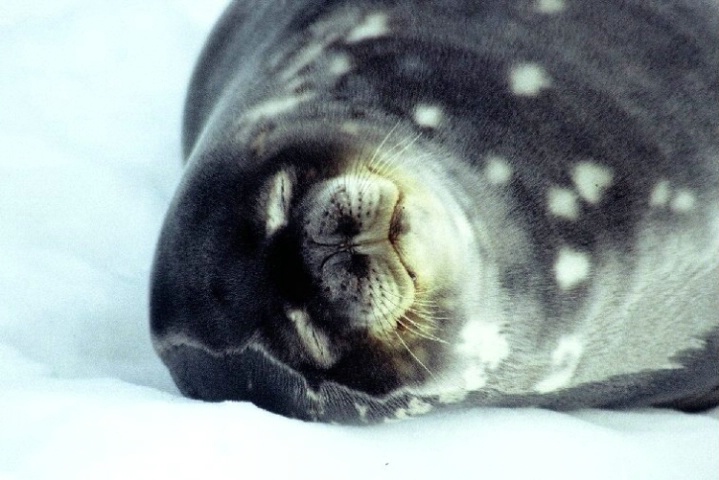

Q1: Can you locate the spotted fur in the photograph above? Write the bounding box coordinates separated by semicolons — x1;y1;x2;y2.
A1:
152;0;719;423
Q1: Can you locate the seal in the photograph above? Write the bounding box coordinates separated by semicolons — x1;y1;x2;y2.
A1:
151;0;719;423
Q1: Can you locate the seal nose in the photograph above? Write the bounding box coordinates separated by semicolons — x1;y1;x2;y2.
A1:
303;174;399;246
300;174;414;333
301;173;399;278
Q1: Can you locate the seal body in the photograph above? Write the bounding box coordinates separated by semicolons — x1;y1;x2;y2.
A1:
151;0;719;423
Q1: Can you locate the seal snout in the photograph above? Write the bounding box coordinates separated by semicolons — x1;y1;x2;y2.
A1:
301;173;415;336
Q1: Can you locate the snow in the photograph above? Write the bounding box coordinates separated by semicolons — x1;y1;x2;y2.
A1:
0;1;717;479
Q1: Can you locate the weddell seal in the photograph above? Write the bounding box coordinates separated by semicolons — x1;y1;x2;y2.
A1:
150;0;719;423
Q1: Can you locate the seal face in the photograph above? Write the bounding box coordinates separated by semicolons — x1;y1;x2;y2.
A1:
151;0;719;423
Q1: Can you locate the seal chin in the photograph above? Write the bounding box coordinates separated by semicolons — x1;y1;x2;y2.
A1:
300;171;416;338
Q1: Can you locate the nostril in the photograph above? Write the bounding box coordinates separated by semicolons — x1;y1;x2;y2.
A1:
347;254;370;278
335;215;361;237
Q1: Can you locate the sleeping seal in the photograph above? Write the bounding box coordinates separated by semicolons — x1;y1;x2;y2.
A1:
150;0;719;423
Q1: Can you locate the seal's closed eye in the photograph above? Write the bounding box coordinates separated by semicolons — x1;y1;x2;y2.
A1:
261;169;295;238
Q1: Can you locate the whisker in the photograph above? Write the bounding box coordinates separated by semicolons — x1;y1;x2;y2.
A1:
397;316;448;344
380;288;439;311
365;129;417;178
374;286;443;338
367;298;437;379
366;120;402;168
374;280;441;313
392;329;437;381
371;131;423;177
369;287;474;396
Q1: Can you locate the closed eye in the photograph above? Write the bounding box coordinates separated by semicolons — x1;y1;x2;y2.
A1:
262;168;295;237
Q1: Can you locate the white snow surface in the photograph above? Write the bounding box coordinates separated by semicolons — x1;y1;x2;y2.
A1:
1;2;717;479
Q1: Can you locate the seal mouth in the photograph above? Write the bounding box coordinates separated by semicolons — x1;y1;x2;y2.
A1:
388;195;404;244
388;195;417;283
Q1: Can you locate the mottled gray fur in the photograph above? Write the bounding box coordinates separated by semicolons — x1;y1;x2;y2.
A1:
151;0;719;423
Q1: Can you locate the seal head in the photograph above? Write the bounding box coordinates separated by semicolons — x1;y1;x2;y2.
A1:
152;119;486;416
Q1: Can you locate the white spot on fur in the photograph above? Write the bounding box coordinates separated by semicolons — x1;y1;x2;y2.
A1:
485;156;513;185
280;42;326;82
572;161;613;204
286;308;337;368
329;53;352;75
264;170;293;237
554;248;590;290
509;63;552;96
462;365;488;391
535;0;566;14
393;409;408;420
671;189;697;213
340;122;361;134
393;398;433;420
245;93;314;121
455;320;510;391
535;335;584;393
346;12;389;43
305;388;322;403
407;398;433;415
548;187;580;220
413;104;443;128
354;403;369;420
649;179;671;207
457;321;510;369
